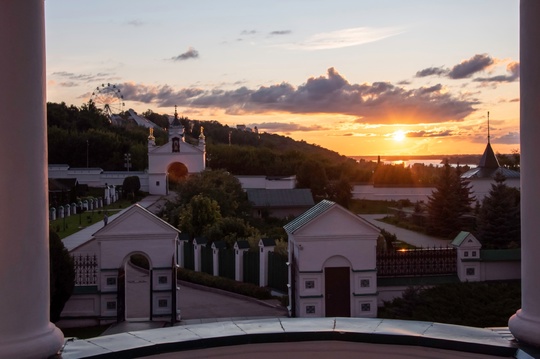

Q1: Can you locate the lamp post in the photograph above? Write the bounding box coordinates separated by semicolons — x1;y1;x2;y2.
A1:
124;153;131;172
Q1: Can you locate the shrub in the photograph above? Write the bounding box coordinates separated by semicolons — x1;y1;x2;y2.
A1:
177;268;272;300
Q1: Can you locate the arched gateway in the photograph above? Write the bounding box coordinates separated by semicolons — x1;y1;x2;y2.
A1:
147;111;206;195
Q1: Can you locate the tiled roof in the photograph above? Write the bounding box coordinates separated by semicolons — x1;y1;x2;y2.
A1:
283;199;335;234
461;142;520;179
246;189;314;208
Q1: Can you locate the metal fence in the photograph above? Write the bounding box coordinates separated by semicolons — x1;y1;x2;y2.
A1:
377;247;457;277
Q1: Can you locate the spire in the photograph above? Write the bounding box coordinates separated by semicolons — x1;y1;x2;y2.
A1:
487;111;490;144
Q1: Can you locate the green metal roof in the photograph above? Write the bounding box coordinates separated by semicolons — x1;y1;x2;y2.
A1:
451;231;472;247
283;199;335;234
480;249;521;261
246;188;314;208
377;275;460;287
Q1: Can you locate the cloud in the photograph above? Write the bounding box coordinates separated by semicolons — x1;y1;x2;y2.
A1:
406;130;454;138
282;27;403;50
171;47;199;61
474;61;520;83
241;30;257;35
415;66;448;78
249;122;326;132
448;54;494;79
51;71;121;84
116;67;477;124
493;131;520;145
269;30;292;36
126;19;144;27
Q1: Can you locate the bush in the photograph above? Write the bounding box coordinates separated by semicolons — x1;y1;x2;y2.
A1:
177;268;272;300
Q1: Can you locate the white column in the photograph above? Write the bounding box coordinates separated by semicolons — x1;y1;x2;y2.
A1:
509;0;540;347
0;1;64;358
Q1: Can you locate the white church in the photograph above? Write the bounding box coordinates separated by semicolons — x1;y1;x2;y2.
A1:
48;109;207;195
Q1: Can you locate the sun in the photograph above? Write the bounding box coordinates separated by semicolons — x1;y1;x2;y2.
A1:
393;130;406;142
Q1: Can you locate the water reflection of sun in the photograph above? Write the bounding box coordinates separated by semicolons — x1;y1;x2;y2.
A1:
393;130;406;142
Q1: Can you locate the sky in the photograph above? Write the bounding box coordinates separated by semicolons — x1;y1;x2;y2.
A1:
45;0;520;157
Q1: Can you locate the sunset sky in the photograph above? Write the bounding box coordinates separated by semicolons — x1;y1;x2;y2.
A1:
45;0;520;157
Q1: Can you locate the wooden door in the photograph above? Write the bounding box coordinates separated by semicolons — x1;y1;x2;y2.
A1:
324;267;350;317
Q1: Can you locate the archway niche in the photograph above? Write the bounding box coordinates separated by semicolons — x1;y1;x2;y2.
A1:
168;162;189;190
121;253;152;322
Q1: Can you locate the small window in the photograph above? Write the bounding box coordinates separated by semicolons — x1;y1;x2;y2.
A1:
360;279;370;288
361;303;371;312
106;277;116;286
106;301;116;310
305;280;315;289
306;305;316;314
466;267;475;276
156;181;160;186
158;276;168;284
158;299;168;308
464;251;469;257
472;251;477;257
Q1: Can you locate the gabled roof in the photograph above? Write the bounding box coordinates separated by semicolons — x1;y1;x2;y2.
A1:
283;199;335;234
212;240;226;250
234;240;250;250
451;231;481;248
92;204;181;237
259;238;276;247
246;189;314;208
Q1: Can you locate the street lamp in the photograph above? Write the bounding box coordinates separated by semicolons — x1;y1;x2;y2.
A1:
124;153;131;172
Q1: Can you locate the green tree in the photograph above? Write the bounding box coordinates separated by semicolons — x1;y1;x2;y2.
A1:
49;230;75;322
426;162;475;238
122;175;141;199
476;172;520;248
177;169;250;218
327;177;352;208
204;217;260;247
179;194;222;238
296;159;328;197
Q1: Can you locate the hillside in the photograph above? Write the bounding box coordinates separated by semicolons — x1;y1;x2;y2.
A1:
46;102;375;182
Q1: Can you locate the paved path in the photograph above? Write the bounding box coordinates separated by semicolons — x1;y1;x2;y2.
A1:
360;214;451;248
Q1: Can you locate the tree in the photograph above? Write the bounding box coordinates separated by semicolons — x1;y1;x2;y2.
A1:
177;169;250;218
122;175;141;199
476;172;520;249
49;230;75;322
179;194;222;238
328;177;352;208
204;217;260;247
426;162;475;238
296;159;328;197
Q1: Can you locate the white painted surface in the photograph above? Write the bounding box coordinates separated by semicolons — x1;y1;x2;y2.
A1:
0;1;64;357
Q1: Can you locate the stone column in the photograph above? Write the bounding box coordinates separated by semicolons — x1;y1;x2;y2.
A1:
0;1;64;358
509;0;540;347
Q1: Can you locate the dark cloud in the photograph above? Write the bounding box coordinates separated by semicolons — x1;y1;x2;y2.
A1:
406;130;454;138
171;47;199;61
474;61;520;83
116;67;477;124
448;54;494;79
269;30;292;36
59;82;78;88
240;30;257;35
415;67;448;78
51;71;120;83
127;19;144;27
249;122;326;132
493;131;520;145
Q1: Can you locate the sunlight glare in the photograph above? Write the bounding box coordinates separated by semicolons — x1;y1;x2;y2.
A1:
393;130;406;142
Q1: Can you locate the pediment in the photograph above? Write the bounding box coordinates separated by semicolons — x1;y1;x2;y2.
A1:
94;204;180;238
293;205;380;238
150;141;202;155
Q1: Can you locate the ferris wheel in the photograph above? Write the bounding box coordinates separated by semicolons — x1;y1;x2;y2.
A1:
90;83;125;117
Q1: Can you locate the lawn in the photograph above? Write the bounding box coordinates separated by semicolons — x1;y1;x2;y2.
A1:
50;198;133;239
